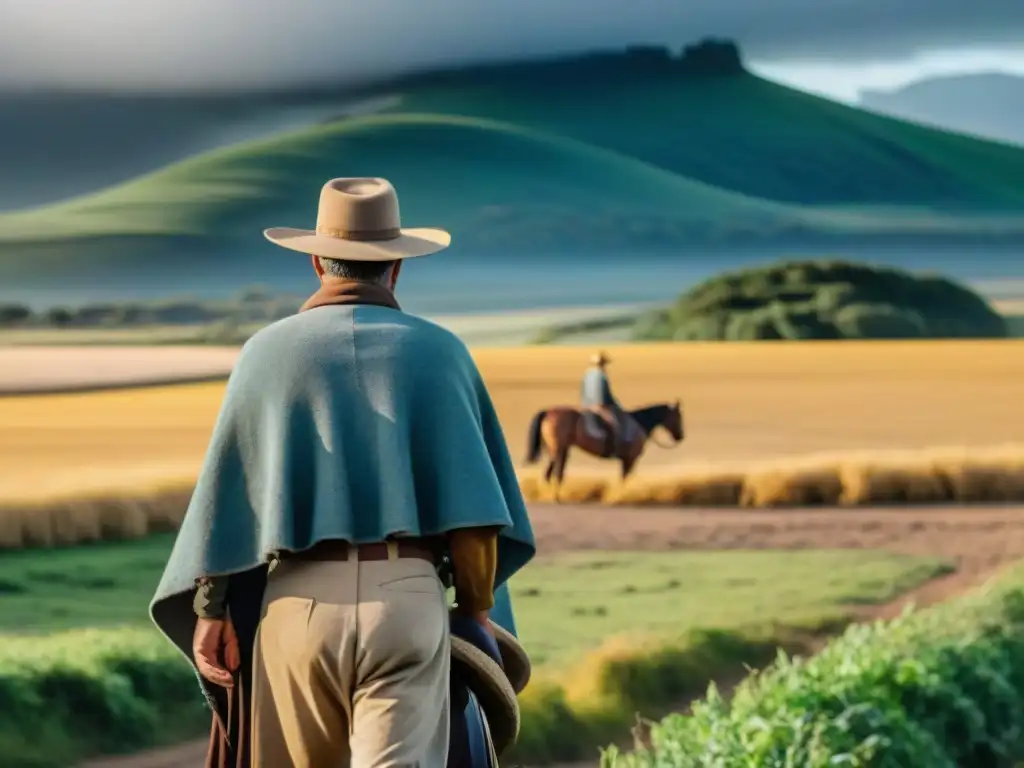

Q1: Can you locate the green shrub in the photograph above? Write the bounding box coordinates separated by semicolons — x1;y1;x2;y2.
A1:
602;570;1024;768
0;303;32;326
834;302;928;338
0;628;205;768
633;259;1009;341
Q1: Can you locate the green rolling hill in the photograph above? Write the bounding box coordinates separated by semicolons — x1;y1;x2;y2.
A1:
2;45;1024;295
389;68;1024;209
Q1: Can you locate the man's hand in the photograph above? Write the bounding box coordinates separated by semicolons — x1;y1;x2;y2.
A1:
193;617;240;688
470;609;495;638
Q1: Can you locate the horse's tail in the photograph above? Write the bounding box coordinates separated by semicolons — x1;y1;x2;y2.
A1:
525;410;548;464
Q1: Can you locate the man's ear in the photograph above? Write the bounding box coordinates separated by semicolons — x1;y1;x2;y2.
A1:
311;254;325;281
389;260;403;290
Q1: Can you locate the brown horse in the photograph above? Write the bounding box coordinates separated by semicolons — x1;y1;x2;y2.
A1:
524;401;684;491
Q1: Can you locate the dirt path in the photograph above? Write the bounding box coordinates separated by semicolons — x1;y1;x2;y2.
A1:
0;346;239;396
82;502;1024;768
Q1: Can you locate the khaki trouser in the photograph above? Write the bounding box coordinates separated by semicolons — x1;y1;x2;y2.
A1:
252;555;450;767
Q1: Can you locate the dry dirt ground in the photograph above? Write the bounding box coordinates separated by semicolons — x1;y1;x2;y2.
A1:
82;501;1024;768
3;340;1024;500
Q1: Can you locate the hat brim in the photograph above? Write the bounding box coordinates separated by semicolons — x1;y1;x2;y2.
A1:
263;226;450;261
491;622;531;695
451;636;520;757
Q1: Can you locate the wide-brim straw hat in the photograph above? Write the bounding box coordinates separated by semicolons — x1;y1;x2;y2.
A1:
264;177;450;261
450;614;533;757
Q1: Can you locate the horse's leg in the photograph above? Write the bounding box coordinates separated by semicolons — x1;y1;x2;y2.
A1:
621;436;645;480
620;456;635;481
554;447;571;503
541;416;559;486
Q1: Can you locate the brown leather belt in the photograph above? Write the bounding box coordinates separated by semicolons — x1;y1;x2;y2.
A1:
277;538;438;564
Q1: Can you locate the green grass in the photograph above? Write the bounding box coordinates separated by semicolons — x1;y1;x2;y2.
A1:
0;535;175;633
4;67;1024;283
510;550;951;667
0;537;951;766
0;538;948;645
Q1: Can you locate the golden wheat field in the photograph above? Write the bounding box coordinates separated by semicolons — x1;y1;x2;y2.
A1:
1;340;1024;548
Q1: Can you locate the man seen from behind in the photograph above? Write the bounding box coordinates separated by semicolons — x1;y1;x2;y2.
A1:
149;177;536;768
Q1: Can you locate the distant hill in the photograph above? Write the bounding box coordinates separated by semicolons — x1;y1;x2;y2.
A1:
634;260;1009;341
0;92;396;211
859;73;1024;148
3;42;1024;296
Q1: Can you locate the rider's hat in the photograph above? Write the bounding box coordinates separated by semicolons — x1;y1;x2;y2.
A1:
590;351;610;366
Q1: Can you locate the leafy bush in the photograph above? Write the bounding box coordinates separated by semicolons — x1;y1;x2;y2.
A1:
602;569;1024;767
0;628;204;768
834;303;928;338
634;259;1009;341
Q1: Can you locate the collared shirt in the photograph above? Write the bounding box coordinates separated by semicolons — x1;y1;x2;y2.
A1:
581;366;616;408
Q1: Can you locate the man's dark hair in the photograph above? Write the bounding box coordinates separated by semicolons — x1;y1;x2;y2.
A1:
318;257;397;283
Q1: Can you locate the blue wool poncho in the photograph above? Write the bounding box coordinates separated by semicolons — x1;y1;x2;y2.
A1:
150;298;536;691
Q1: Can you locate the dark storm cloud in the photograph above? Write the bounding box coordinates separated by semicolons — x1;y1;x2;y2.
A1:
0;0;1022;91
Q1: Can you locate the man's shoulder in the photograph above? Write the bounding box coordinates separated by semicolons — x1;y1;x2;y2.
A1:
239;309;472;366
375;311;474;362
237;312;309;356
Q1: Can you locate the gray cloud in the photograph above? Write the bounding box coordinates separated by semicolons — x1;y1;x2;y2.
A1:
0;0;1022;91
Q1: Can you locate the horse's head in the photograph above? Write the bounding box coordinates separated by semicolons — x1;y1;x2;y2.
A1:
663;399;684;442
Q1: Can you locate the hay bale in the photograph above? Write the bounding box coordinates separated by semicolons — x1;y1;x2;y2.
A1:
839;461;951;505
48;503;103;545
95;498;153;541
518;476;542;501
741;466;843;507
17;506;59;548
606;471;743;506
139;488;192;532
935;459;1024;502
520;476;607;504
0;506;31;548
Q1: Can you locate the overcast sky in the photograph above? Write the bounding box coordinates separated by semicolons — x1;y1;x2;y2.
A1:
1;0;1023;100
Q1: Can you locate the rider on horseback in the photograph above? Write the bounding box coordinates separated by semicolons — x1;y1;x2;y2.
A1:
580;351;628;457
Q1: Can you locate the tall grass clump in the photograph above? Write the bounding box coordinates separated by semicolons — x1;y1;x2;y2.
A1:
0;627;204;768
602;568;1024;767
